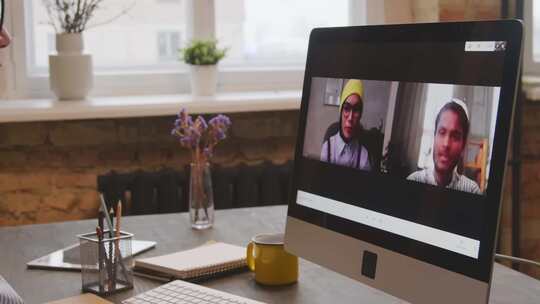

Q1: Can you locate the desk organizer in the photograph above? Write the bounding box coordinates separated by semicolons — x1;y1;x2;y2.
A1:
78;230;134;295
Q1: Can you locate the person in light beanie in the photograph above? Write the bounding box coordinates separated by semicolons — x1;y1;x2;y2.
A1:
408;99;481;194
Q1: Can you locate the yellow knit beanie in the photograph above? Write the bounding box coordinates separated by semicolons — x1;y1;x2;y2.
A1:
340;79;364;113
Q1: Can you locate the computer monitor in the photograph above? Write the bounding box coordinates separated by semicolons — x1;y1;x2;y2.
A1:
285;21;522;304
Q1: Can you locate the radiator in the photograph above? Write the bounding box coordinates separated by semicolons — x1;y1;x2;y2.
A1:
97;161;292;215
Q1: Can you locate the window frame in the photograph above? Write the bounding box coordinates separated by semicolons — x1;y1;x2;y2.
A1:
523;0;539;76
9;0;367;99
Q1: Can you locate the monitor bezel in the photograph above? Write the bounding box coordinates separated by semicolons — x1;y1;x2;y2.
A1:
286;20;523;284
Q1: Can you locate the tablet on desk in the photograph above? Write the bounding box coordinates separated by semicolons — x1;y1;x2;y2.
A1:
26;240;156;271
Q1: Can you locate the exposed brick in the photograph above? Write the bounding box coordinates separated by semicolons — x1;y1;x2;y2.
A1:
25;147;71;169
52;172;96;189
522;200;540;220
522;219;540;240
522;105;540;128
521;240;540;278
99;146;138;167
117;119;140;144
0;171;53;192
521;162;540;201
439;0;500;21
35;208;80;224
0;192;41;226
49;120;117;147
63;147;101;168
0;173;22;192
0;192;41;214
75;190;99;213
0;150;28;168
0;111;297;229
232;115;287;139
0;122;49;147
138;116;176;144
41;189;82;213
521;126;540;157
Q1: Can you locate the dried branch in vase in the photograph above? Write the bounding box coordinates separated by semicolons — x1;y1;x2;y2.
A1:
42;0;135;34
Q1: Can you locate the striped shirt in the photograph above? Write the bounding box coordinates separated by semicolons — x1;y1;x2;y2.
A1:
320;133;371;171
407;168;482;194
0;276;24;304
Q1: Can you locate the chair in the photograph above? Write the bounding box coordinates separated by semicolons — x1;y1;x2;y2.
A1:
464;138;488;191
323;121;340;144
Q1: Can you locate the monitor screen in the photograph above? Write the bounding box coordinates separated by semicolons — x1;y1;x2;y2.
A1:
302;77;499;258
288;32;517;284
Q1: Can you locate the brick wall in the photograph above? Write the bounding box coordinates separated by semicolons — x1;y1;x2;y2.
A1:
0;110;298;226
439;0;500;21
517;101;540;278
383;0;500;23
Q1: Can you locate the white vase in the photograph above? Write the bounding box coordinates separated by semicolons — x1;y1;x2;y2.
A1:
189;65;217;96
49;33;93;100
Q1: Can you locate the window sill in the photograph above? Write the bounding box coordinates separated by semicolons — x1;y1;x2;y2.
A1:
0;90;302;123
522;75;540;101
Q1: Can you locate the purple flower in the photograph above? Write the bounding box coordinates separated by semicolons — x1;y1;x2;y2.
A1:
209;114;231;128
171;109;231;161
197;116;208;128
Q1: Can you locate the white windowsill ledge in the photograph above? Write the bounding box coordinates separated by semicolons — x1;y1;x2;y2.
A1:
0;90;302;123
522;75;540;101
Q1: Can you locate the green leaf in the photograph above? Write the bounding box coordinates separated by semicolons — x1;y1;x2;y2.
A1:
179;39;227;65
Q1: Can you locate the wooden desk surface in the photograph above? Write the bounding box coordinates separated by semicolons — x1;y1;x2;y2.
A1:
0;206;538;304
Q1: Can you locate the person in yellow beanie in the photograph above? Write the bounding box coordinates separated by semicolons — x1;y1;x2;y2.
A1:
320;79;371;171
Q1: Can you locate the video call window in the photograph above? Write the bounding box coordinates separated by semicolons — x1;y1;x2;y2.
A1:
303;77;501;195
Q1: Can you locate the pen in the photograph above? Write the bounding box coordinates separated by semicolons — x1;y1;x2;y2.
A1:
96;226;104;293
115;201;122;243
108;207;114;291
113;201;122;287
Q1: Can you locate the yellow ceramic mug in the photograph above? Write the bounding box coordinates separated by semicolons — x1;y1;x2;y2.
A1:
246;233;298;285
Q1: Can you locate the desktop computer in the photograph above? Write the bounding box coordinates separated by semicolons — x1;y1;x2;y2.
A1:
121;20;523;304
285;20;523;304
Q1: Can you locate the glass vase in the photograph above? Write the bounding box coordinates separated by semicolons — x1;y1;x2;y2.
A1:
189;162;215;229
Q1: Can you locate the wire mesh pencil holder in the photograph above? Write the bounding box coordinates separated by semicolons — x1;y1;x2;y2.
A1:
78;230;134;296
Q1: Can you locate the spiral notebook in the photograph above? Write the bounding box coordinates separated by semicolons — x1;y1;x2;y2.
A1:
134;242;247;282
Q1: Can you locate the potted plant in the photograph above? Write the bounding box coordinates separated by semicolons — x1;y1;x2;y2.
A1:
43;0;131;100
180;40;227;96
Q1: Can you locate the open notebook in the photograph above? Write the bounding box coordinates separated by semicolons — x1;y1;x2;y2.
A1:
134;242;247;282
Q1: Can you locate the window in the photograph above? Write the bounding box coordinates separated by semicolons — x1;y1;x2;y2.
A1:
28;0;187;74
158;31;182;62
215;0;350;68
9;0;366;98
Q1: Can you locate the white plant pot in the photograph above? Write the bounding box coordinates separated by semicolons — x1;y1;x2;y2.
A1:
49;33;93;101
189;65;217;96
